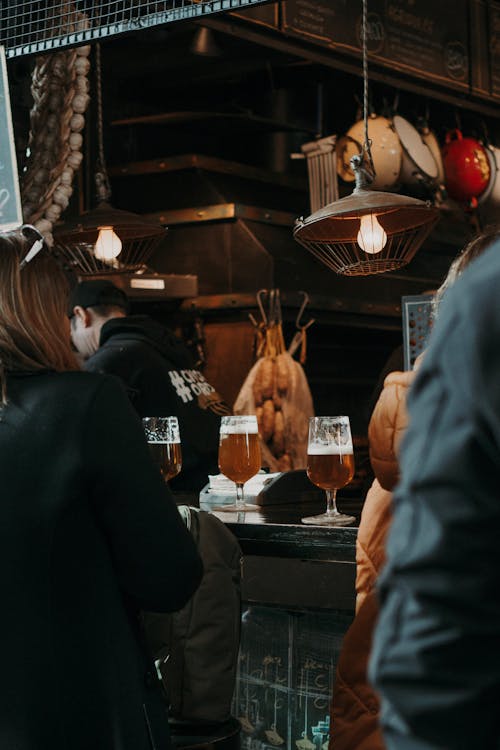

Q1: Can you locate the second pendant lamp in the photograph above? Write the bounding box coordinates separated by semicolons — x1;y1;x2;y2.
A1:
294;0;439;276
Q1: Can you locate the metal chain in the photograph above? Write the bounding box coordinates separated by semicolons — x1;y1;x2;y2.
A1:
95;42;112;202
362;0;375;175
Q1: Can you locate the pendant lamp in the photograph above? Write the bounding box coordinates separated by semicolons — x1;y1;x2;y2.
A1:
54;44;165;274
293;0;439;276
190;26;222;57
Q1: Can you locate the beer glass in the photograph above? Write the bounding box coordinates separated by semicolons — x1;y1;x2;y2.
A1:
215;415;262;512
303;416;356;526
142;416;182;483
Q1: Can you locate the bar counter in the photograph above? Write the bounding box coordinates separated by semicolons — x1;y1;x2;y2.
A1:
208;503;358;561
193;495;362;750
199;493;362;613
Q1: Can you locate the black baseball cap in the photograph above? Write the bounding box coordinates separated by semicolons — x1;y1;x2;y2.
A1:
68;280;130;316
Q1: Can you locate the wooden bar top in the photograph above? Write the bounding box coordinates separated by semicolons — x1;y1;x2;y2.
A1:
199;495;361;562
169;491;362;611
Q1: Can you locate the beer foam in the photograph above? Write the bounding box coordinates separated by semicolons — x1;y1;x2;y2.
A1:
220;416;258;435
308;443;353;455
220;424;259;435
147;438;181;444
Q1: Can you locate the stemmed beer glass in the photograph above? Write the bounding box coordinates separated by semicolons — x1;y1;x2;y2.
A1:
303;416;356;526
214;415;262;512
142;416;182;483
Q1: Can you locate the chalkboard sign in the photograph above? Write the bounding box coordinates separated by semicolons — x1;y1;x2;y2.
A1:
489;2;500;98
231;2;279;29
282;0;470;92
0;45;22;231
282;0;337;46
470;0;490;98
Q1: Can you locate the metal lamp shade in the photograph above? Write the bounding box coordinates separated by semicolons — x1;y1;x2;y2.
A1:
294;188;439;276
54;202;166;275
190;27;222;57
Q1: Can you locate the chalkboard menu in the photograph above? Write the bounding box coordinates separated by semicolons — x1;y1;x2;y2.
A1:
282;0;337;46
282;0;470;92
489;2;500;98
0;46;22;231
231;2;279;29
469;0;490;98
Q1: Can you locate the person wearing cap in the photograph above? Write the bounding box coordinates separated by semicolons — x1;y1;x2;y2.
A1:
69;280;230;493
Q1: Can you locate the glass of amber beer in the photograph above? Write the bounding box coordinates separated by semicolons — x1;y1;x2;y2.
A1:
215;415;262;512
302;416;356;526
142;416;182;483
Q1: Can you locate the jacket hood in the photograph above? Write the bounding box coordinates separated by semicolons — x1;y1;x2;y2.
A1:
99;315;194;369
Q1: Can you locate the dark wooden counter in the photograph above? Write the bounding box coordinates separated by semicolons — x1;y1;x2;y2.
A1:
204;502;358;562
192;492;360;742
198;494;361;612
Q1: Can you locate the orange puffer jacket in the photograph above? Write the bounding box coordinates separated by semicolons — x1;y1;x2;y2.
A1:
330;369;415;750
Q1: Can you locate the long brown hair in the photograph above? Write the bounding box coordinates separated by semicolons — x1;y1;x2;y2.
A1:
0;228;79;404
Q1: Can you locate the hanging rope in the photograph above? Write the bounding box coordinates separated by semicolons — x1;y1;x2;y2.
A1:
94;43;112;203
361;0;375;177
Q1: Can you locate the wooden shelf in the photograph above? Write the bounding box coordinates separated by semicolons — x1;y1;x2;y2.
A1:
108;153;308;191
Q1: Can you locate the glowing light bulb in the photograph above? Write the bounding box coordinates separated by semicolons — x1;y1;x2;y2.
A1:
356;213;387;254
94;226;122;261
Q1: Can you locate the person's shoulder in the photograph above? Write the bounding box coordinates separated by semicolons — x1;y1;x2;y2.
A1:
7;370;126;418
382;370;415;390
45;370;125;400
84;340;137;371
49;369;106;383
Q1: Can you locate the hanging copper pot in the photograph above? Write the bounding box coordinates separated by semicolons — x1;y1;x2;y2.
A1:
442;129;491;205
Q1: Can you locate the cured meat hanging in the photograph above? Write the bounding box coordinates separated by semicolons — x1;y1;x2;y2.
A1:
234;290;315;472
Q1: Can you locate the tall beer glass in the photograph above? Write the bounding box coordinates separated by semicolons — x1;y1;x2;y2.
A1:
303;416;356;526
142;416;182;483
215;415;262;512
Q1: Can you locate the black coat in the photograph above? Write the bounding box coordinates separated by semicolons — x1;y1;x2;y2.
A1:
370;244;500;750
84;316;229;492
0;370;202;750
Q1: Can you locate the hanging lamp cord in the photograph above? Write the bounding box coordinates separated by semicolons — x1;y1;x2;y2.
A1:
361;0;375;177
95;43;112;203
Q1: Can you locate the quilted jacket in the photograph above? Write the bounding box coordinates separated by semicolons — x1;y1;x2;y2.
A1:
330;369;415;750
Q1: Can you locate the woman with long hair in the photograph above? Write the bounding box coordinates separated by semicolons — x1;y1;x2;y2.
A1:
0;226;202;750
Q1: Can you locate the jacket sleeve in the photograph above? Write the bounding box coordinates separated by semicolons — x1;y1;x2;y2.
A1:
83;376;203;612
355;478;392;612
369;272;500;750
331;592;385;750
368;370;414;491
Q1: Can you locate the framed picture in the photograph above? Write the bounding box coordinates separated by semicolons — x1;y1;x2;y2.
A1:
402;293;434;371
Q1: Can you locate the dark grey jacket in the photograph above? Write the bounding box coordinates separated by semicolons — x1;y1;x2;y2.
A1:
0;370;202;750
370;244;500;750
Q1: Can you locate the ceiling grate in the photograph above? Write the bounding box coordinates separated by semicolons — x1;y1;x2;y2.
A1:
1;0;271;58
